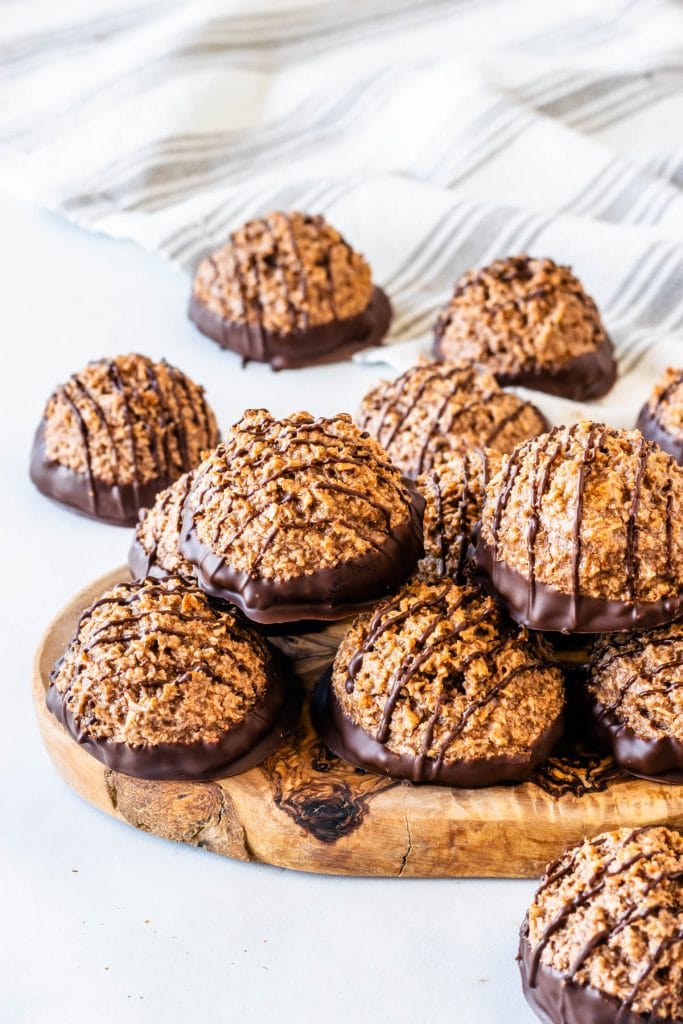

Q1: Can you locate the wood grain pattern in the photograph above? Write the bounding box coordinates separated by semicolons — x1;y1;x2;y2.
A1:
33;568;683;877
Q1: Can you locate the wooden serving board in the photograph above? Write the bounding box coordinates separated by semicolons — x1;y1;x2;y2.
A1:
33;568;683;878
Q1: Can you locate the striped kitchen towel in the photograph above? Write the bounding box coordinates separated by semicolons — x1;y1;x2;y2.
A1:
1;0;682;423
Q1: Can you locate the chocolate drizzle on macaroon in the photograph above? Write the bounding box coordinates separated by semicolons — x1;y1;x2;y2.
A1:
179;409;424;624
586;624;683;783
313;577;564;787
357;360;548;479
30;354;219;526
637;367;683;466
47;575;296;780
475;421;683;633
434;255;616;401
189;211;391;369
416;448;502;582
519;826;683;1024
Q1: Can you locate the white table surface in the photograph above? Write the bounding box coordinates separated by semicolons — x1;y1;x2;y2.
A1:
1;192;540;1024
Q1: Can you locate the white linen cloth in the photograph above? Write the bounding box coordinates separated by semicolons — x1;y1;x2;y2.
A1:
1;0;683;427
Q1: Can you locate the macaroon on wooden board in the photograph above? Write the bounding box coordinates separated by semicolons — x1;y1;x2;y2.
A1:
34;567;683;878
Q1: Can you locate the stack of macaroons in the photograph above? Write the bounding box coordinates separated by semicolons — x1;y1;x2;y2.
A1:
30;353;219;526
57;406;426;781
41;250;683;797
189;211;391;370
38;244;683;1024
46;575;296;780
472;419;683;784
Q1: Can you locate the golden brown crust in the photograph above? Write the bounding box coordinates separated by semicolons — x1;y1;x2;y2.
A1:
480;421;683;604
42;354;219;486
192;211;373;334
50;576;277;747
436;254;608;373
184;409;418;581
526;826;683;1019
356;360;547;478
332;577;564;763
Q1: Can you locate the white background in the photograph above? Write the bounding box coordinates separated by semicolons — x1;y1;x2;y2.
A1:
0;193;540;1024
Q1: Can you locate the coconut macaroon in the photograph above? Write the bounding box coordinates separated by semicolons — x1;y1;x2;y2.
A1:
179;409;424;624
587;623;683;783
519;826;683;1024
475;421;683;633
30;353;219;526
637;367;683;465
356;361;548;479
189;211;391;369
128;471;195;579
416;448;502;582
46;576;293;780
312;577;564;787
434;254;616;401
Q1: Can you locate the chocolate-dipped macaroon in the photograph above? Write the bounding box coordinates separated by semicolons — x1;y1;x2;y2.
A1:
416;448;502;582
189;211;391;369
475;421;683;634
586;624;683;783
30;354;219;526
129;471;195;579
519;826;683;1024
637;367;683;465
434;255;616;401
179;409;424;624
357;361;548;478
313;577;564;787
47;575;294;780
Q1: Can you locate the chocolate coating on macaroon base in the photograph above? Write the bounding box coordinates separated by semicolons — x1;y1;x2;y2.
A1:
189;285;391;371
518;937;674;1024
436;329;617;404
30;354;219;526
179;410;424;624
585;625;683;784
47;669;298;782
519;827;683;1024
475;421;683;634
589;697;683;785
190;211;391;369
637;368;683;466
47;576;294;781
475;537;683;635
315;578;565;787
434;255;616;401
32;419;169;526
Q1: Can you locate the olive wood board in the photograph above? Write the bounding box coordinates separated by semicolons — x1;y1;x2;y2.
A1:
33;567;683;878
